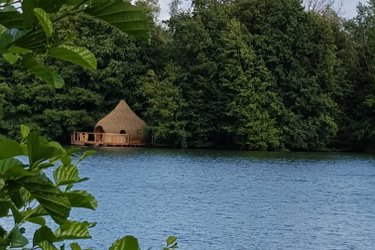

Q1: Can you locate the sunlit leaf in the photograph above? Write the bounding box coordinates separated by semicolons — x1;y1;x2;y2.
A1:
8;45;31;54
3;165;35;182
21;124;31;139
2;52;18;64
86;0;149;41
166;236;177;247
66;190;97;210
76;150;95;165
70;242;82;250
61;155;72;167
109;236;140;250
55;221;93;240
39;240;59;250
33;8;53;39
48;45;97;71
53;165;79;186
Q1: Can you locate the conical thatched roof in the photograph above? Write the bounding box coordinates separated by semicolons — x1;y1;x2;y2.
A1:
94;100;147;138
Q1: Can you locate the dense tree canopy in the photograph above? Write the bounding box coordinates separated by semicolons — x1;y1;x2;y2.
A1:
1;0;374;151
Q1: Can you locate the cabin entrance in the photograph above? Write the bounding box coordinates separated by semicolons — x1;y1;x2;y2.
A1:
94;126;105;142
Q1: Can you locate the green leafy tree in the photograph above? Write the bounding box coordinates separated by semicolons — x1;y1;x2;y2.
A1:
139;68;188;147
233;0;339;150
168;1;229;147
339;0;375;150
217;19;281;150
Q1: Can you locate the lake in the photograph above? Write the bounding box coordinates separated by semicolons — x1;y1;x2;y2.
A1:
71;148;375;249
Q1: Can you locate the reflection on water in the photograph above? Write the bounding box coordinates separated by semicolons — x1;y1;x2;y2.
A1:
67;148;375;249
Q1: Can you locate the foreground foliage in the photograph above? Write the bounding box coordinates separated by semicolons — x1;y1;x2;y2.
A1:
0;0;148;88
0;125;96;249
0;126;178;250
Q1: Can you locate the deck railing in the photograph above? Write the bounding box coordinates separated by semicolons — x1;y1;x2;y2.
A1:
71;132;130;146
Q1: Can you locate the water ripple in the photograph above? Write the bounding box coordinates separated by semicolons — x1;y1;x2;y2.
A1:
70;149;375;250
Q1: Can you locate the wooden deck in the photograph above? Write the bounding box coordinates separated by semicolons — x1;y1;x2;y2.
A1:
71;132;146;147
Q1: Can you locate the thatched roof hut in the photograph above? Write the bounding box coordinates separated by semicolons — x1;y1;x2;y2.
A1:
94;100;147;142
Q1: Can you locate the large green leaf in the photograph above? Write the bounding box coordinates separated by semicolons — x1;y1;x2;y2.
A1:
0;28;24;52
39;240;59;250
48;45;97;71
76;150;95;165
26;216;46;226
33;8;53;39
22;54;64;88
65;190;97;210
0;138;23;160
55;221;93;240
8;45;31;54
22;0;40;25
21;0;68;28
0;158;23;176
61;154;72;166
23;176;71;223
0;10;25;29
9;226;29;248
21;124;31;139
166;236;177;247
0;199;10;217
26;132;65;168
85;0;149;41
14;29;46;50
0;226;7;249
33;225;56;246
5;199;23;224
0;225;7;238
22;0;69;14
109;236;140;250
2;51;18;64
25;205;49;218
53;165;79;186
5;166;36;181
9;186;28;210
70;242;82;250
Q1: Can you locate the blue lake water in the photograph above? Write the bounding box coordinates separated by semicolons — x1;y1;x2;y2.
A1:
69;148;375;250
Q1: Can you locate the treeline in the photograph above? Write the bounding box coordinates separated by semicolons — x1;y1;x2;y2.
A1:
0;0;374;151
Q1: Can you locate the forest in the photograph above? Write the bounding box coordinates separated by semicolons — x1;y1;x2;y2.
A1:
0;0;374;152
